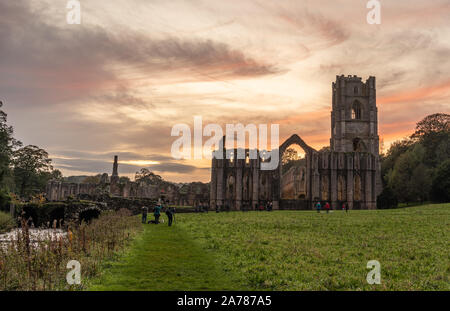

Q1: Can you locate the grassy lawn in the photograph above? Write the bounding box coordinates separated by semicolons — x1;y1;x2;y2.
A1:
89;204;450;291
88;218;240;291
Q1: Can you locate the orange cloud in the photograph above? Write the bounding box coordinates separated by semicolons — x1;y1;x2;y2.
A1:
379;80;450;105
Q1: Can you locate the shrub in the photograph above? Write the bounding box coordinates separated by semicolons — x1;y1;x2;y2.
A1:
0;211;15;233
0;208;141;290
377;186;398;209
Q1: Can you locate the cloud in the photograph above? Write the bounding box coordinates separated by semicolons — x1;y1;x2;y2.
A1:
0;0;281;112
52;151;199;176
1;0;450;182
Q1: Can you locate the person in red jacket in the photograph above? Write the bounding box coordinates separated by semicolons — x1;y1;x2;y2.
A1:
325;202;330;213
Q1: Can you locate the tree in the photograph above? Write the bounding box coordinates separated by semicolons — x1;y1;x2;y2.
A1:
411;113;450;167
410;164;432;203
49;169;63;180
381;138;414;185
411;113;449;139
119;176;131;184
281;147;306;174
388;144;427;204
82;175;101;184
376;186;398;209
0;101;22;189
282;148;299;165
431;159;450;203
135;168;162;185
12;145;53;198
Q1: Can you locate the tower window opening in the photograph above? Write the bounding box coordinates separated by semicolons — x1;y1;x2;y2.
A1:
351;101;362;120
354;86;358;95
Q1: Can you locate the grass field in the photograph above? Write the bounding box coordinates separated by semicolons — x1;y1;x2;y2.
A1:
89;204;450;291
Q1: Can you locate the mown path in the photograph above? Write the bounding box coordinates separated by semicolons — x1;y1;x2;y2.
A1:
88;219;239;291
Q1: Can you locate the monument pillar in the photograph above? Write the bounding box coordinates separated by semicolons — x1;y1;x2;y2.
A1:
210;157;217;209
252;160;259;209
330;153;337;209
346;154;354;210
236;164;242;211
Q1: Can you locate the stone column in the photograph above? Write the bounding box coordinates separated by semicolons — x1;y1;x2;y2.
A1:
252;160;259;209
330;153;337;209
346;154;354;210
306;152;311;201
365;168;372;210
216;163;224;208
58;181;62;201
311;153;320;206
236;164;242;211
210;158;217;209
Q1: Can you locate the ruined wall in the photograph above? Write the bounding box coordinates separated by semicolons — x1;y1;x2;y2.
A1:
211;75;381;210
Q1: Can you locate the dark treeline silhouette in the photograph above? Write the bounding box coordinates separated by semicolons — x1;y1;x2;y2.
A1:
378;113;450;208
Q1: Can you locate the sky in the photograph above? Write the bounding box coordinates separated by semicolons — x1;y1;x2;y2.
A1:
1;0;449;183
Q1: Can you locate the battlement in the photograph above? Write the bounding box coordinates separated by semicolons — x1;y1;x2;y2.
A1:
333;75;375;89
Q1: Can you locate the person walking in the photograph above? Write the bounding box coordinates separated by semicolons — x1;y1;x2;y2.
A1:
316;201;321;213
153;204;162;224
166;206;176;226
141;206;148;224
345;202;349;213
325;202;330;214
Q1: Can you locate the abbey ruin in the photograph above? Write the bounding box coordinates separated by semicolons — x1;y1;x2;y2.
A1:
210;75;382;210
46;156;209;206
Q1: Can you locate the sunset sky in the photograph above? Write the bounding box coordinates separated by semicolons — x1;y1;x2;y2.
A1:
1;0;449;182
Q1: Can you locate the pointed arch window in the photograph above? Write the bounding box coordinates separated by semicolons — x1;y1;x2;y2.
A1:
351;101;362;120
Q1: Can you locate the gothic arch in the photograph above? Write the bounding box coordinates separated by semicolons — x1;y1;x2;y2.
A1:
277;134;316;203
279;134;316;158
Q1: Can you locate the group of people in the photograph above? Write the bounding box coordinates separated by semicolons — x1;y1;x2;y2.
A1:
141;204;176;226
315;201;349;213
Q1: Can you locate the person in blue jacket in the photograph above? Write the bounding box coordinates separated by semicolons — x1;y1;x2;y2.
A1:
316;201;321;213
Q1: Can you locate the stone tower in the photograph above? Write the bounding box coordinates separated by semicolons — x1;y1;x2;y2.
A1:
330;75;379;155
111;155;119;185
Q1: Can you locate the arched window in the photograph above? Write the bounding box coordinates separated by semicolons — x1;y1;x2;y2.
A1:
354;86;358;95
338;175;346;201
351;101;362;120
353;138;366;152
321;176;329;200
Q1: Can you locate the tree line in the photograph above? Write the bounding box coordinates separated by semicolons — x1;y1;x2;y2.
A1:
0;101;60;209
378;113;450;208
